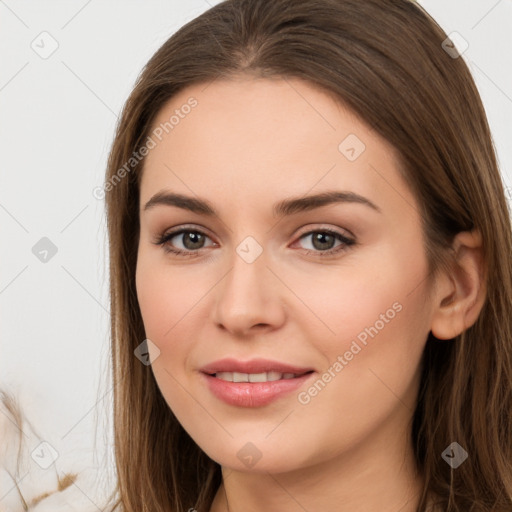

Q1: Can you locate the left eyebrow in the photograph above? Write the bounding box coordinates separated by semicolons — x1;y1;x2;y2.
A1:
142;190;381;216
272;191;381;217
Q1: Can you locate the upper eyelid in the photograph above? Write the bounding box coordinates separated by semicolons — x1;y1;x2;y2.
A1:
161;224;214;238
295;224;354;240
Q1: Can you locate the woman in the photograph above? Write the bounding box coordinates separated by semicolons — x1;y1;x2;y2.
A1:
103;0;512;510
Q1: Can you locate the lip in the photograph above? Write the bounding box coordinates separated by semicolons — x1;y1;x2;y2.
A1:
200;358;314;375
199;358;315;408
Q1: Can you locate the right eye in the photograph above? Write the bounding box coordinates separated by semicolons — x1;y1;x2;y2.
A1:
154;228;216;257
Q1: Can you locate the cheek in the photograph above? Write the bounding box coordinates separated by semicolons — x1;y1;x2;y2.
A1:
135;251;220;397
135;250;208;342
285;239;432;407
135;257;199;409
281;248;428;349
303;246;431;407
136;260;168;340
285;265;430;463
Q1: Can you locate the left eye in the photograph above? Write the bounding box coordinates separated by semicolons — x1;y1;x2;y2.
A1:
295;230;354;253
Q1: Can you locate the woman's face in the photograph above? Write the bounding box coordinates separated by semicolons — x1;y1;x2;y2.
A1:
136;76;437;473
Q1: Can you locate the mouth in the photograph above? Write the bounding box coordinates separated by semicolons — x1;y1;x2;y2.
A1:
199;358;315;407
200;357;314;376
209;370;313;382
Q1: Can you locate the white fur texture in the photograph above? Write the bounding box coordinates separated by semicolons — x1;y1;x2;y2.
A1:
0;391;111;512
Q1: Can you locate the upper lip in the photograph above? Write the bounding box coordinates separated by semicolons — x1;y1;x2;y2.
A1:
200;358;314;375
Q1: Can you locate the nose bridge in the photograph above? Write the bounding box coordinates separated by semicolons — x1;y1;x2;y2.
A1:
212;235;285;334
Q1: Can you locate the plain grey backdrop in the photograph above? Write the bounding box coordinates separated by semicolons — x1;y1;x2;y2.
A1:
0;0;511;497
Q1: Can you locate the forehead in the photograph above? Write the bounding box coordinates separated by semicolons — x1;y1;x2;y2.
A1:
139;77;411;215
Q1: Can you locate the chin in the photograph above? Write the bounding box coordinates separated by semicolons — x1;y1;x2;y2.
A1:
194;434;314;475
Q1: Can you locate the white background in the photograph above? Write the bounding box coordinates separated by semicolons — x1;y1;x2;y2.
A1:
0;0;511;505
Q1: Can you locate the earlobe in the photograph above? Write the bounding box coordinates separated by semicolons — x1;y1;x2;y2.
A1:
430;230;487;340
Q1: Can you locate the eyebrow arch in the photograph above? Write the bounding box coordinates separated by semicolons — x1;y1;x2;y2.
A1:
143;190;381;216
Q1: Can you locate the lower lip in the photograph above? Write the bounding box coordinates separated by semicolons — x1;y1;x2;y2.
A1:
201;372;314;407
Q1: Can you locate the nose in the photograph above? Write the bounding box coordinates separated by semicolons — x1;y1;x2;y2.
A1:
211;244;286;337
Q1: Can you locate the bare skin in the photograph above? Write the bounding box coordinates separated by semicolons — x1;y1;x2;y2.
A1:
135;76;485;512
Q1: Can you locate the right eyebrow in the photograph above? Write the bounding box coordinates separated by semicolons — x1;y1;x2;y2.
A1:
143;191;217;216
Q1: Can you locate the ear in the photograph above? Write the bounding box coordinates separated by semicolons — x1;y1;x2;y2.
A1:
430;229;487;340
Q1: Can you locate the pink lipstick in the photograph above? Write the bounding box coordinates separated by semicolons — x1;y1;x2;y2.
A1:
200;358;315;407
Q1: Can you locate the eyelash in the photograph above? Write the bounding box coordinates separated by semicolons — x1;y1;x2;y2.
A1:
153;225;355;259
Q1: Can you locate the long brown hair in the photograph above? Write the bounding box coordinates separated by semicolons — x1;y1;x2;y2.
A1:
103;1;512;510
